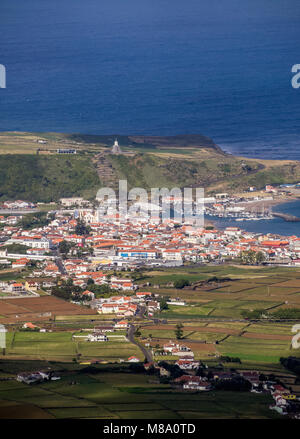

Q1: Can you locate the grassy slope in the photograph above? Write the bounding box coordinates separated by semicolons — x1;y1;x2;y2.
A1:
107;151;258;189
1;132;300;199
0;154;100;202
108;152;300;192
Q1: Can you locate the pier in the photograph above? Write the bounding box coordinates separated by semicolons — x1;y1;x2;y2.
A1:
273;212;300;222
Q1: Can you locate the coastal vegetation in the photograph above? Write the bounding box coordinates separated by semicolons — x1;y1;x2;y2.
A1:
1;133;300;201
106;151;262;191
0;154;99;202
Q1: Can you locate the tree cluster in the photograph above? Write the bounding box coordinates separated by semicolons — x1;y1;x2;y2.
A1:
239;250;265;265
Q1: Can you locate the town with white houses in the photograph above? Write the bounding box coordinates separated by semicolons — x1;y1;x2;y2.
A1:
1;194;300;419
1;194;300;274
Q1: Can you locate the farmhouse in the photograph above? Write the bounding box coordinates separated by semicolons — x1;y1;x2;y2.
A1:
183;381;212;391
136;292;152;299
12;258;30;269
166;300;186;306
175;359;200;370
87;332;108;342
16;370;60;385
23;322;39;330
128;356;140;363
110;278;136;291
99;303;119;314
114;320;128;330
147;301;160;313
82;290;95;300
163;341;192;355
94;325;115;333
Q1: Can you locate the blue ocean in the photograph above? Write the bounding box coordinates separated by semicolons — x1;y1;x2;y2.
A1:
0;0;300;160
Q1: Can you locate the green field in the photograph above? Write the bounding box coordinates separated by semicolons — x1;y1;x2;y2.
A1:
2;331;141;362
218;336;292;363
160;299;283;320
1;263;300;418
142;265;300;319
55;314;113;321
161;304;214;319
0;369;283;419
139;321;297;364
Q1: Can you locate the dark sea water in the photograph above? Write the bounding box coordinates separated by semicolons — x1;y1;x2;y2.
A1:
0;0;300;159
208;199;300;236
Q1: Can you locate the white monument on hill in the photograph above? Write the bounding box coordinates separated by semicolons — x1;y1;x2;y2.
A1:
111;138;122;154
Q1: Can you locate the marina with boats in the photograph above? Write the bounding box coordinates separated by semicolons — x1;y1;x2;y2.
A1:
205;198;300;236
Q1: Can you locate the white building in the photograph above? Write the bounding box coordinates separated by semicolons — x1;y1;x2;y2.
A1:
162;249;182;261
60;197;86;206
87;333;108;342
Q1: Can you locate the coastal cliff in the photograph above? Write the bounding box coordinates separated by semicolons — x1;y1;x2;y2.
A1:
1;132;300;202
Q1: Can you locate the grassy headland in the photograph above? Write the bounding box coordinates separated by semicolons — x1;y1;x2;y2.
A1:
1;132;300;201
0;154;99;202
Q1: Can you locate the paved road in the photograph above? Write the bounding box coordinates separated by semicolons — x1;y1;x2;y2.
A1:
127;323;153;363
136;305;146;319
54;250;67;275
